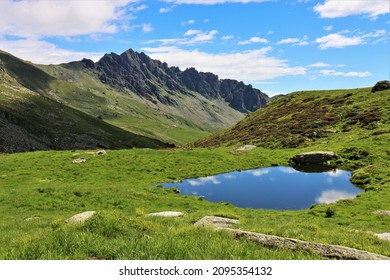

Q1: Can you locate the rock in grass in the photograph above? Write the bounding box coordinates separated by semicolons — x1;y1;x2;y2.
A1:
66;211;96;224
375;233;390;242
148;211;184;217
291;151;335;165
372;80;390;93
96;150;106;156
194;216;239;228
72;158;86;164
374;210;390;216
236;145;256;152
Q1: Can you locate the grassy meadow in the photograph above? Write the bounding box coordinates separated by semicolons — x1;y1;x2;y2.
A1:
0;86;389;259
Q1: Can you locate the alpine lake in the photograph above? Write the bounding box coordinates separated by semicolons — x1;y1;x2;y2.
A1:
163;166;363;210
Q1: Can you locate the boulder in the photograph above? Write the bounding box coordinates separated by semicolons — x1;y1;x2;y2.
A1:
96;150;106;156
291;151;335;165
66;211;96;224
194;216;239;228
148;211;184;217
375;233;390;242
372;80;390;93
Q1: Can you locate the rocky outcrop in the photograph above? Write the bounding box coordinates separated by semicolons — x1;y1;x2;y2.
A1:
372;80;390;93
95;49;268;112
225;229;390;260
291;151;335;165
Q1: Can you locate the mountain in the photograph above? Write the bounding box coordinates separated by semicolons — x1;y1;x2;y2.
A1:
0;50;171;152
0;49;269;152
96;49;268;113
194;85;390;149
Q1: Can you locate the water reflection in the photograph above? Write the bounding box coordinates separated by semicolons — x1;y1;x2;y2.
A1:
163;166;363;210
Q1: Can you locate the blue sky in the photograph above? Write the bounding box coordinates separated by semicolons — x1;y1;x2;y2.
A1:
0;0;389;95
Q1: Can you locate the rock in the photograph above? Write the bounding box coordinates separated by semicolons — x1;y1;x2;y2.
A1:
148;211;184;217
291;151;335;165
372;80;390;93
375;233;390;241
24;216;40;221
324;129;338;133
72;158;86;163
374;210;390;216
96;149;106;156
225;229;390;260
194;216;239;228
236;145;256;152
66;211;96;224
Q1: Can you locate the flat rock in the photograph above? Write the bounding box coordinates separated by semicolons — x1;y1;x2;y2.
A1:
375;233;390;241
194;216;239;228
374;210;390;216
148;211;184;217
72;158;86;164
66;211;96;224
291;151;335;165
236;145;256;152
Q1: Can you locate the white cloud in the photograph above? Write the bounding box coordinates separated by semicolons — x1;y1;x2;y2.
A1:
184;29;202;36
277;36;309;46
159;7;174;13
277;38;300;45
181;19;196;26
149;30;218;46
164;0;272;4
0;0;136;38
316;30;387;49
319;69;372;78
308;62;330;68
314;0;389;19
0;39;103;64
142;23;154;33
278;167;299;174
323;25;333;31
315;33;364;49
143;46;306;82
250;169;270;176
238;37;268;45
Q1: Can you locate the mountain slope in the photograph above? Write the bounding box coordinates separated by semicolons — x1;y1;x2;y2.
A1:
195;86;390;149
0;51;171;152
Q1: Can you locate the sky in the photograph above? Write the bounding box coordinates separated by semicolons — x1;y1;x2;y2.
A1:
0;0;389;96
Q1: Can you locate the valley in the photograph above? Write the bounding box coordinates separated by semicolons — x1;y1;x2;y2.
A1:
0;64;389;259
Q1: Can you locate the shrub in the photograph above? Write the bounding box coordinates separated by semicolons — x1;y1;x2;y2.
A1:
325;207;335;218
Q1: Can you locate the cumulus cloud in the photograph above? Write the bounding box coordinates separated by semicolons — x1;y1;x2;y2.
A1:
238;37;268;45
314;0;389;19
142;23;154;33
0;39;103;64
316;30;387;49
315;33;364;49
143;46;306;82
147;30;218;46
0;0;136;38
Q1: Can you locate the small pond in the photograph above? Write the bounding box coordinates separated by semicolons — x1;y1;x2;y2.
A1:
163;166;363;210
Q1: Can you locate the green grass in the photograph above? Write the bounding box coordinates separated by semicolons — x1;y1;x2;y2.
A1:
0;143;389;259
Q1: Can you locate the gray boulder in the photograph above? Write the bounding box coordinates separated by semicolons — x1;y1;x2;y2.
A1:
291;151;335;165
372;80;390;93
375;233;390;242
66;211;96;224
194;216;239;228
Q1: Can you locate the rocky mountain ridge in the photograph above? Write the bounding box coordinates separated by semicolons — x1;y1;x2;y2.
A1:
94;49;269;113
